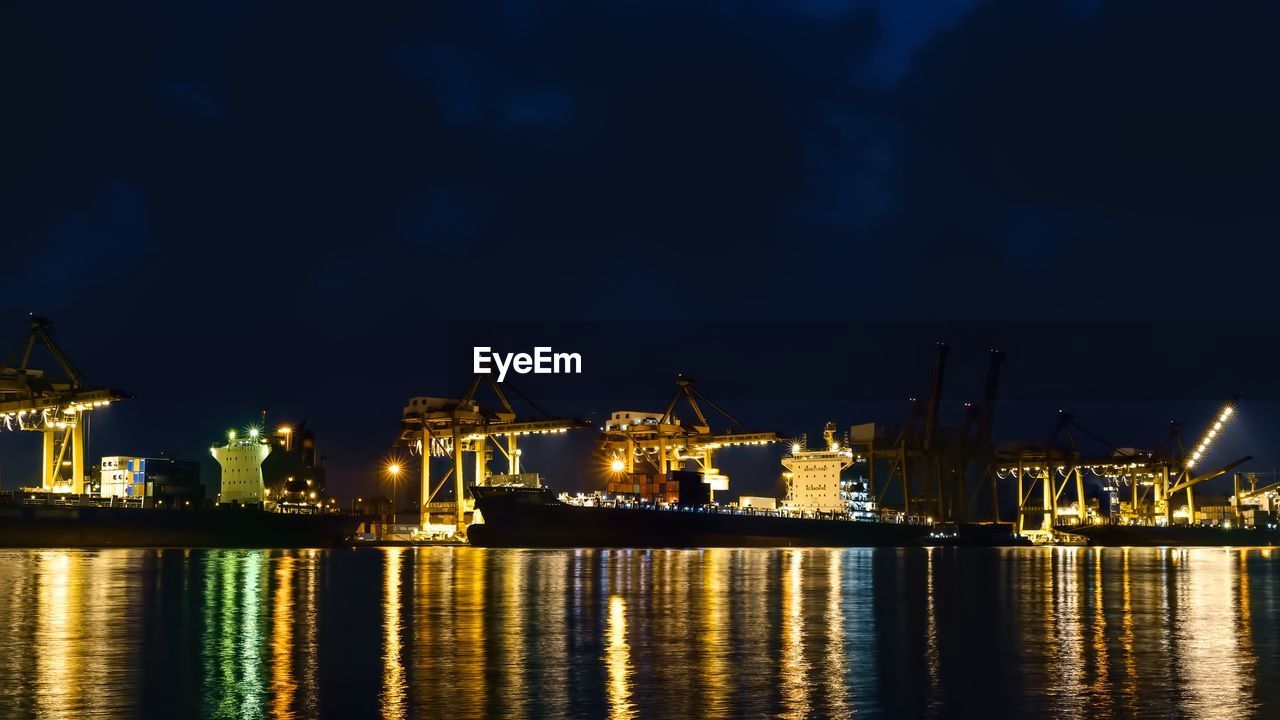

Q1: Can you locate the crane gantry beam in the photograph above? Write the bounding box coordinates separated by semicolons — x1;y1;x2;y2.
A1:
598;375;783;499
0;316;130;493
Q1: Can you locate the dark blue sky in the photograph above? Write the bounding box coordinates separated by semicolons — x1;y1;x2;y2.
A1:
2;1;1277;497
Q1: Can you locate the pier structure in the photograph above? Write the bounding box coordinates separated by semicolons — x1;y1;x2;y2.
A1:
0;316;129;493
400;374;589;537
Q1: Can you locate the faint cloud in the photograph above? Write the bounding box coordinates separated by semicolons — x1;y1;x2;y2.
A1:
865;0;981;85
313;249;377;295
398;187;474;250
792;110;899;231
790;0;861;18
393;44;572;132
392;44;483;128
159;81;228;123
4;179;149;297
503;87;573;129
1000;205;1105;270
1058;0;1103;24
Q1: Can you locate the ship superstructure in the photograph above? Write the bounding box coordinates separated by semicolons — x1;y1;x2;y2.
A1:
782;423;876;519
211;427;272;506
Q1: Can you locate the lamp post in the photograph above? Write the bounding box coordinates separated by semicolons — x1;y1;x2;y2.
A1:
384;462;403;540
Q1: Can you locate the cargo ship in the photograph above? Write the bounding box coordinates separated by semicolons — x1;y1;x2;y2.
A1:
465;420;1052;548
469;426;940;548
0;499;361;548
0;424;360;549
467;484;931;548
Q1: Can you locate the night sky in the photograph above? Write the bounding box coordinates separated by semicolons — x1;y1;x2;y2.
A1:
3;1;1278;500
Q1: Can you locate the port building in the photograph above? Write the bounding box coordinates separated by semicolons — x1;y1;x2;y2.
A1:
99;456;203;503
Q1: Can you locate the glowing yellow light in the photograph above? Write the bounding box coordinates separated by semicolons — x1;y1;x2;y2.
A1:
610;459;625;473
228;429;237;442
790;443;801;454
309;491;317;499
1222;407;1233;418
278;425;292;435
387;463;402;477
249;428;260;439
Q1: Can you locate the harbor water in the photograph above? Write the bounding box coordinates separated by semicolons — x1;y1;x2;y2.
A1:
0;546;1277;719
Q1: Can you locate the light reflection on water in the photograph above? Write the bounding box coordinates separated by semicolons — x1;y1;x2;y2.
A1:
0;547;1276;719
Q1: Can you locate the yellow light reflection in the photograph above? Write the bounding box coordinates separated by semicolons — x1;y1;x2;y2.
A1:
826;551;850;719
1179;550;1256;718
271;555;297;719
1088;549;1113;718
534;552;570;717
1053;548;1085;717
381;548;406;720
411;547;442;715
503;550;529;716
454;550;488;714
299;550;320;716
1119;548;1137;716
780;550;810;719
700;550;728;717
34;551;81;720
605;594;635;720
1237;550;1253;646
925;548;941;714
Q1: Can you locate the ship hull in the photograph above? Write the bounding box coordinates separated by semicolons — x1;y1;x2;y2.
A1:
0;504;362;548
1064;524;1280;547
468;486;930;548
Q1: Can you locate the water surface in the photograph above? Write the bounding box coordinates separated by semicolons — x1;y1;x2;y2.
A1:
0;547;1276;719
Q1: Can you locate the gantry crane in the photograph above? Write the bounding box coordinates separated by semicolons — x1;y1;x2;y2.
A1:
0;316;130;493
853;345;1005;523
996;394;1249;538
597;375;782;499
1162;395;1250;523
1233;471;1280;522
399;373;589;535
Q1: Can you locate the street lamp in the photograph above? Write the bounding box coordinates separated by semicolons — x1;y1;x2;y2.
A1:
383;461;404;538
